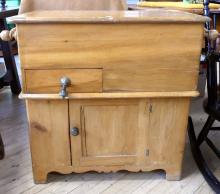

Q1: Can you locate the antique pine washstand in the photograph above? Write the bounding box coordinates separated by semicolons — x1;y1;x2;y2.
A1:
9;9;208;183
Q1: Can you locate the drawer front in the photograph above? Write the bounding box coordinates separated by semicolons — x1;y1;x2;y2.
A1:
25;69;102;93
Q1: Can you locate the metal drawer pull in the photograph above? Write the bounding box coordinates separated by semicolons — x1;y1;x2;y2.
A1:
71;127;79;136
59;77;71;98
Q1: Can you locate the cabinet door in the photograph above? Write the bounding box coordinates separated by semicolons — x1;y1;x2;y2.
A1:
69;99;149;167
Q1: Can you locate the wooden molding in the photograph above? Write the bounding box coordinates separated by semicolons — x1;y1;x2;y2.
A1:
19;91;199;100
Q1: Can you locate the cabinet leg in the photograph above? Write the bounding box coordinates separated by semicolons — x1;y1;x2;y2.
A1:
33;168;48;184
166;170;182;181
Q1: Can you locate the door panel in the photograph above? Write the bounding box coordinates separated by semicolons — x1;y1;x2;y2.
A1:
82;105;137;157
69;99;147;167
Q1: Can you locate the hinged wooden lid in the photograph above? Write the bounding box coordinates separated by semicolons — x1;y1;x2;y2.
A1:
8;9;209;24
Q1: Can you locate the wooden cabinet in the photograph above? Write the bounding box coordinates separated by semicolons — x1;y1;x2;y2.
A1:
69;98;189;173
26;97;190;183
10;10;208;183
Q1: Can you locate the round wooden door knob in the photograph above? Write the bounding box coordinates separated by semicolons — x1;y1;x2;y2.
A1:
0;28;17;41
0;30;10;41
205;29;219;41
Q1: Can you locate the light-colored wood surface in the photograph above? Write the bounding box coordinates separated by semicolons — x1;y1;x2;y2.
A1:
25;96;192;182
67;98;190;181
148;98;190;180
25;69;102;93
24;98;193;183
136;1;220;11
0;28;17;41
0;88;219;193
9;10;209;24
17;22;203;92
137;1;220;9
129;2;220;15
69;99;138;167
1;0;128;41
19;91;200;100
18;0;127;14
13;9;206;183
26;100;72;183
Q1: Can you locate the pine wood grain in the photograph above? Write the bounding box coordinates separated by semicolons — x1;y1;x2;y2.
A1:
18;0;127;14
9;10;209;24
17;22;204;92
147;98;190;180
0;88;218;194
25;69;102;93
69;99;139;167
26;100;72;183
19;91;200;100
11;9;207;183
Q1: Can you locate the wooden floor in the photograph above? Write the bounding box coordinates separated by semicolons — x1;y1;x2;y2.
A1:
0;87;219;194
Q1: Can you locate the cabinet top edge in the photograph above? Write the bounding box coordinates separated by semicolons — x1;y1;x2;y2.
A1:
8;10;209;24
19;91;200;100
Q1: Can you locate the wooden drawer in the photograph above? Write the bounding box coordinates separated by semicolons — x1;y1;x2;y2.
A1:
25;69;102;93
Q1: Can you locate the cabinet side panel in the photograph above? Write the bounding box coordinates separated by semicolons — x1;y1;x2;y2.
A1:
26;100;71;174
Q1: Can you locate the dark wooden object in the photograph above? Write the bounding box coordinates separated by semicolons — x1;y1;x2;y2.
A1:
0;7;20;160
0;133;4;159
0;7;21;94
